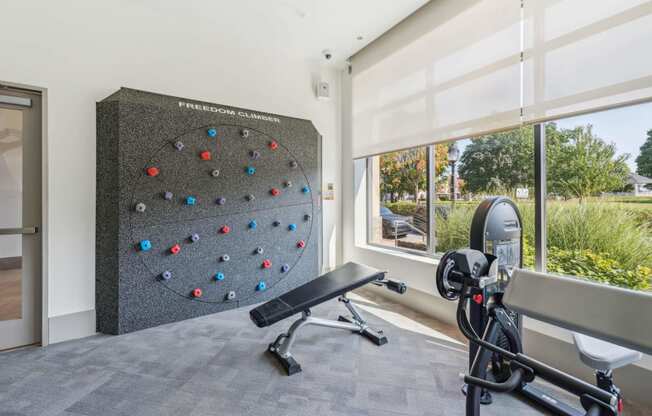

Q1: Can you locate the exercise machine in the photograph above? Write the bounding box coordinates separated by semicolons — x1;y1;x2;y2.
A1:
250;262;407;375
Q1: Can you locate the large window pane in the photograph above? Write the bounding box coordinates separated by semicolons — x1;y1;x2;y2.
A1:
368;147;429;253
544;102;652;291
434;127;535;269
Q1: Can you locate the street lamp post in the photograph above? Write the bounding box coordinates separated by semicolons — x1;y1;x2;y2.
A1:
447;143;460;207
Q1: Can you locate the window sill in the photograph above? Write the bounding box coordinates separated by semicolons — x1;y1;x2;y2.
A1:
355;243;439;266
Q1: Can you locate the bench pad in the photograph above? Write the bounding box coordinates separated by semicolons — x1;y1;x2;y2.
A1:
250;262;385;328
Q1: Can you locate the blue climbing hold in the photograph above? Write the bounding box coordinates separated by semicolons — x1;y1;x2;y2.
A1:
281;264;290;273
302;186;310;194
139;240;152;251
256;281;267;291
249;220;257;229
186;196;197;205
288;223;297;231
207;128;217;137
246;166;256;176
215;272;225;281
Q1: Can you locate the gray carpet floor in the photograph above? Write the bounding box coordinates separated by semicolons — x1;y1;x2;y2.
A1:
0;293;642;416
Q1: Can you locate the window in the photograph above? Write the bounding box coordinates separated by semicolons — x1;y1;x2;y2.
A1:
367;147;430;253
544;102;652;291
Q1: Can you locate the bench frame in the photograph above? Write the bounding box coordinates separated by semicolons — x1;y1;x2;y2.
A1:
267;293;387;375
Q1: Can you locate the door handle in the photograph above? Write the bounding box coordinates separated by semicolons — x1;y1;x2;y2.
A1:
0;227;38;235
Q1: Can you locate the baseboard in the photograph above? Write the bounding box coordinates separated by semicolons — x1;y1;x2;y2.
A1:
48;309;96;344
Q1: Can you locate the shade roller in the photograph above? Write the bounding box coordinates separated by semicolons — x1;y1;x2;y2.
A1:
521;0;652;123
351;0;522;159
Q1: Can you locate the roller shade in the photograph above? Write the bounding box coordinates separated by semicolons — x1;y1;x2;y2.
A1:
522;0;652;123
351;0;522;159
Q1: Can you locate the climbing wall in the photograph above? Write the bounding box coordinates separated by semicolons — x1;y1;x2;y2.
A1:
96;88;321;335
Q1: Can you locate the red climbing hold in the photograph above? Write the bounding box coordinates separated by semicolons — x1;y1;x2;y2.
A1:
262;259;272;269
270;188;280;196
297;240;306;249
192;288;203;298
472;294;483;305
268;140;278;150
200;150;212;161
220;225;231;234
146;167;160;177
170;244;181;255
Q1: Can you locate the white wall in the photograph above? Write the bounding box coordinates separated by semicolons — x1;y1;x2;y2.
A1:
0;1;342;342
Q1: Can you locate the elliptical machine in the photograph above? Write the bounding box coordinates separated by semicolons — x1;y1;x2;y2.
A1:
436;197;625;416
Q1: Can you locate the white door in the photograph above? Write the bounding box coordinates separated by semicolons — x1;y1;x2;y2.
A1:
0;89;42;350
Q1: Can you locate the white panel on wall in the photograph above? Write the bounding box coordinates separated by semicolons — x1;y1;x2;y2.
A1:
523;0;652;122
351;0;522;158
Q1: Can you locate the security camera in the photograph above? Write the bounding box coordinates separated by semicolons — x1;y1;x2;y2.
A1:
322;49;333;60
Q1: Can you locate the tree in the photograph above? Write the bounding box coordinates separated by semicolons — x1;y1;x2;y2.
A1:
547;124;629;200
379;148;427;202
457;128;534;194
636;129;652;178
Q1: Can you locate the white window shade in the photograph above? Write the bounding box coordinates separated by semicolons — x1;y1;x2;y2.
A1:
351;0;522;159
523;0;652;123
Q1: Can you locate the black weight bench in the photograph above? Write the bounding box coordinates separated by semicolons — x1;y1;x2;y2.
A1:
249;262;407;375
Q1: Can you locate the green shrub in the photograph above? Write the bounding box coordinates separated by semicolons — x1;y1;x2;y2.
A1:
384;201;418;217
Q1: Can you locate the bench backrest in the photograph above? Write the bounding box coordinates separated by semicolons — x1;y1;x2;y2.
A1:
504;269;652;355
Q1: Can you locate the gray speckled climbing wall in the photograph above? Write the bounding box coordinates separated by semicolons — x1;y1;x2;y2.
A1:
96;88;321;335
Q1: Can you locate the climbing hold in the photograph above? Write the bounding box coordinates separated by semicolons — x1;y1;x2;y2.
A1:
139;240;152;251
220;225;231;234
190;233;200;243
249;220;257;229
262;259;272;269
211;169;220;178
192;288;203;298
135;202;147;213
256;281;267;291
221;254;230;262
216;197;226;205
246;194;255;202
289;160;298;169
304;214;311;221
200;150;211;161
250;150;261;160
186;196;197;205
268;140;278;150
281;264;290;273
284;180;292;188
297;240;306;249
246;166;256;176
163;191;173;201
170;244;181;255
270;188;280;197
241;129;250;138
302;186;310;194
207;128;217;138
161;270;172;280
214;272;225;281
288;223;297;231
146;167;160;177
174;141;185;151
226;291;236;300
273;220;281;227
255;246;264;255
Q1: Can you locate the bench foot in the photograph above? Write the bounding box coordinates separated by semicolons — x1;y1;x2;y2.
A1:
268;343;302;375
338;315;388;346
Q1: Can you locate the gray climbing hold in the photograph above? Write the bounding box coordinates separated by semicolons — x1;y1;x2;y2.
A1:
256;247;264;255
190;233;200;243
281;264;290;273
216;197;226;205
163;191;173;200
304;214;311;221
135;202;146;213
250;150;261;159
161;271;172;280
246;194;255;202
273;220;281;227
290;160;298;169
221;254;230;262
174;141;184;151
226;291;236;301
284;180;292;188
241;129;250;138
211;169;220;177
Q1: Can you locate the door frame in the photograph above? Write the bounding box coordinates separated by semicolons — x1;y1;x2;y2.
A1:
0;80;49;347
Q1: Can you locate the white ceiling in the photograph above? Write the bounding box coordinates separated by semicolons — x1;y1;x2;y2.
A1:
127;0;430;67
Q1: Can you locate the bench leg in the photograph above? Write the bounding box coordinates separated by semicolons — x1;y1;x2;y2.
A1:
338;295;388;346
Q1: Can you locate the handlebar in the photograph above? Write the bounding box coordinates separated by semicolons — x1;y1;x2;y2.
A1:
373;278;407;294
463;367;526;393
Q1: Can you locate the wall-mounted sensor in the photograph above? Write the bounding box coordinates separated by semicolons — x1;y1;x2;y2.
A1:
316;81;330;101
